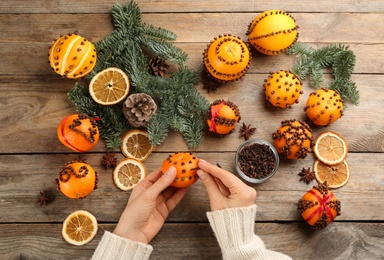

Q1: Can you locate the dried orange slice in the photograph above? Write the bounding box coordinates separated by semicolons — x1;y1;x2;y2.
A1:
121;130;155;161
314;160;350;189
62;210;98;246
313;131;348;165
113;158;146;191
89;67;130;105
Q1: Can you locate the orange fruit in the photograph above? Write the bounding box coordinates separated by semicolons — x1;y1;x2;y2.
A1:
313;131;348;165
121;129;155;161
48;33;97;79
57;114;100;153
161;152;199;188
56;159;98;199
62;210;98;246
314;160;350;189
247;10;299;55
113;158;146;191
207;100;241;135
89;67;130;105
304;88;344;126
203;34;251;82
263;70;303;108
298;182;341;229
272;119;313;159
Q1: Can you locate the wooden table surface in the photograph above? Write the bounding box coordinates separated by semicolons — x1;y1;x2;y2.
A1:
1;1;384;259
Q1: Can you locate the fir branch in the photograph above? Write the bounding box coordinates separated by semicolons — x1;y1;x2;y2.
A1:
287;42;359;105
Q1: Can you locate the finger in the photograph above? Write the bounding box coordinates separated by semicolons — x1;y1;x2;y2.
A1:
144;167;163;183
146;166;177;199
197;169;222;198
129;167;162;202
165;188;188;212
213;176;230;197
198;159;244;189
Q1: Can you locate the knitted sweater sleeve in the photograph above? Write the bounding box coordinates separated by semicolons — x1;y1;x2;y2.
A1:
91;231;153;260
207;205;292;260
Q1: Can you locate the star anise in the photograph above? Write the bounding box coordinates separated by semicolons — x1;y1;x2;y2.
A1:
240;122;256;140
37;190;51;206
298;167;316;184
149;57;170;77
102;152;118;169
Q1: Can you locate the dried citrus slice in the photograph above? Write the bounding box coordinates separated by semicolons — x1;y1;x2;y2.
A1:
62;210;98;246
89;67;130;105
314;160;350;189
113;158;146;191
121;130;155;161
313;131;348;165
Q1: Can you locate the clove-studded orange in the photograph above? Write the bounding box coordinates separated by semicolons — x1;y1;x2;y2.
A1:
56;159;98;199
247;10;299;55
57;114;100;153
203;34;251;82
304;88;344;126
161;152;199;188
272;119;313;159
263;70;303;108
297;182;341;229
48;32;97;79
207;100;241;135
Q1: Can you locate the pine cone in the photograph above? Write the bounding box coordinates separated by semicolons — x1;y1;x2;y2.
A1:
123;93;157;127
149;57;170;77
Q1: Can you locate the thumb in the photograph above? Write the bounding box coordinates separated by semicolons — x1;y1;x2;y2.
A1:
197;170;221;198
147;166;177;197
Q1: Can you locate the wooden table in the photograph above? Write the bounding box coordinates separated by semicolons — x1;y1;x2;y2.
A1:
1;1;383;259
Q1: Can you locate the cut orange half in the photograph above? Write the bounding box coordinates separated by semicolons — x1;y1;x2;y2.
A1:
113;158;146;191
121;130;155;161
62;210;98;246
314;160;350;189
89;67;130;105
313;131;348;165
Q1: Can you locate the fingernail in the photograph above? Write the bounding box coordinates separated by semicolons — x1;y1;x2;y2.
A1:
165;166;176;176
198;159;206;165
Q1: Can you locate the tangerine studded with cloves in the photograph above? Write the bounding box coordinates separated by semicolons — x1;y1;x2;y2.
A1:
304;88;344;126
48;32;97;79
161;152;199;188
263;70;303;108
203;34;251;82
247;10;299;55
272;119;313;160
207;100;241;135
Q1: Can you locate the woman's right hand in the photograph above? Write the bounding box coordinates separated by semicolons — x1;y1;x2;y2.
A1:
197;159;256;211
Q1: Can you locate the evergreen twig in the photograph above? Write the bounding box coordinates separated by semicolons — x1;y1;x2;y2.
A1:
287;42;359;105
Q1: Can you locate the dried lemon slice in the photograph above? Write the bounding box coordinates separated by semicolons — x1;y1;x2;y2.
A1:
314;160;350;189
313;131;348;165
89;67;130;105
113;158;146;191
121;130;155;161
62;210;98;246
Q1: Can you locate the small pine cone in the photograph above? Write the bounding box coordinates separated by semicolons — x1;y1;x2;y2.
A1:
149;57;170;77
123;93;157;127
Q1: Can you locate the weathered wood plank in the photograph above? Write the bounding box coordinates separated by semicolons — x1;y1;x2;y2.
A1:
0;0;383;14
1;13;383;43
0;74;382;153
0;153;383;223
0;223;383;260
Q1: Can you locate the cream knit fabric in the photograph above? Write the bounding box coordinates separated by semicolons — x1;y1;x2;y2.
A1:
92;231;153;260
207;205;292;260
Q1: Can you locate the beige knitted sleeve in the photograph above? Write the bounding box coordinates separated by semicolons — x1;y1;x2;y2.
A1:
207;205;292;260
92;231;153;260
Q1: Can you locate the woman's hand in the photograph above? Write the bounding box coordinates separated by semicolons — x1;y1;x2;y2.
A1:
113;166;187;244
197;159;256;211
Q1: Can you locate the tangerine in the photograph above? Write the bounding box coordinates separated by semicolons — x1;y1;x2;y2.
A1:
207;100;241;135
304;88;344;126
57;114;100;153
203;34;251;82
272;119;313;159
161;152;199;188
56;159;97;199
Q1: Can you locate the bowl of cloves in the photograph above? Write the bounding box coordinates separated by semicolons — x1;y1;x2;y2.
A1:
235;138;279;183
